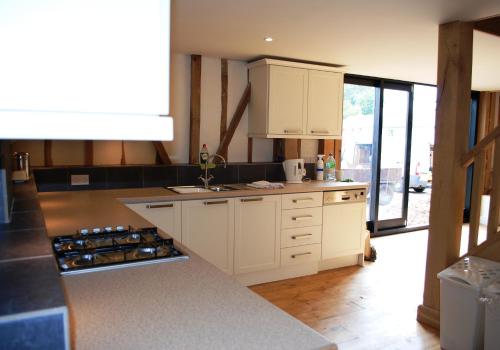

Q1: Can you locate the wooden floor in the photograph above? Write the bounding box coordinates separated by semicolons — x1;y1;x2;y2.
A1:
250;230;440;350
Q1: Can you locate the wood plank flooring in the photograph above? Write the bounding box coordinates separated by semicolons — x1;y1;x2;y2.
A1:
250;231;440;350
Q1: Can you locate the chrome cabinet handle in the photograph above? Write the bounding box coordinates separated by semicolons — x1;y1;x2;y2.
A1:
292;197;314;203
204;200;228;206
291;252;312;258
240;197;264;202
291;233;312;240
310;130;329;134
284;129;301;134
292;215;313;221
146;203;173;209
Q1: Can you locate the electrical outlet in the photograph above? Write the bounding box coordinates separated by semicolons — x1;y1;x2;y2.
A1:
71;174;89;186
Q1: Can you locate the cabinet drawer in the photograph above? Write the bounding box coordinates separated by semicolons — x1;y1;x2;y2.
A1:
281;207;322;229
282;192;323;209
281;244;321;266
281;226;321;248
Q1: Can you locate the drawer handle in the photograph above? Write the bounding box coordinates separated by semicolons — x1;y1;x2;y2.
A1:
146;203;173;209
240;197;264;202
341;195;351;201
284;129;301;134
291;252;312;259
310;130;329;134
292;215;313;221
291;233;312;240
292;198;314;203
204;200;228;206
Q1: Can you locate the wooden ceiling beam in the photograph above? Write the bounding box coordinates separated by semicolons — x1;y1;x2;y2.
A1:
473;15;500;37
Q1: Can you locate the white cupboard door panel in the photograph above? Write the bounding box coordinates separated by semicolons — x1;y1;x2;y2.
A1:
0;0;170;116
126;201;181;242
181;199;234;275
268;65;307;135
307;70;343;136
281;207;323;229
322;202;365;259
281;244;321;266
281;226;322;248
282;192;323;209
234;196;281;274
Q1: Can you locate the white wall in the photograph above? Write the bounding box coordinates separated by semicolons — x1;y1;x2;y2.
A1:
13;53;276;166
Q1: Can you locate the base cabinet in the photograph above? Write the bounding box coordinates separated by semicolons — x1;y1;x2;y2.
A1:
125;201;181;241
181;199;235;275
234;195;281;274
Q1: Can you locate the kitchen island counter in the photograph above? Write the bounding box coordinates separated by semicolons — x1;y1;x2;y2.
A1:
39;186;336;350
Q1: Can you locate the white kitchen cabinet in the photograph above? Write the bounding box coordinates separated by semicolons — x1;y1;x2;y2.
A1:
0;0;173;141
307;70;344;137
234;195;281;274
322;202;366;259
125;201;181;242
181;199;235;274
248;59;343;139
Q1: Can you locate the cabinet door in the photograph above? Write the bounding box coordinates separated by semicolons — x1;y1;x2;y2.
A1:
234;196;281;274
126;201;181;242
181;199;234;274
306;70;344;136
322;202;365;259
268;65;307;135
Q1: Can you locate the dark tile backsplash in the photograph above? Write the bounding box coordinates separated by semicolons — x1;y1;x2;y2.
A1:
34;162;293;192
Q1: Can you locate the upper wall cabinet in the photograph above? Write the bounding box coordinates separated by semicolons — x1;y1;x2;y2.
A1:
248;59;344;139
0;0;173;141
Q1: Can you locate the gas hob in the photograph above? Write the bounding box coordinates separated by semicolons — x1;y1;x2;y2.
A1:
52;226;188;275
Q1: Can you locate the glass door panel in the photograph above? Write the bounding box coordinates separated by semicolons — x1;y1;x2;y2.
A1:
375;87;410;229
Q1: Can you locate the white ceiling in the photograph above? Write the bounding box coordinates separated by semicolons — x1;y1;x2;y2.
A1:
171;0;500;90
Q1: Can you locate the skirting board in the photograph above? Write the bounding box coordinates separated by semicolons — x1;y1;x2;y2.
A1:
235;262;319;286
319;254;364;271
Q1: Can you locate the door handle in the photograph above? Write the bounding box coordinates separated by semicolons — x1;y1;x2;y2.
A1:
292;215;313;221
284;129;301;134
291;233;312;240
310;130;329;134
146;203;173;209
292;198;314;203
240;197;264;202
204;200;228;206
291;252;312;258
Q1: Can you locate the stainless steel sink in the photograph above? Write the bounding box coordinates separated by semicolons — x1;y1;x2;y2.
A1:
167;185;241;194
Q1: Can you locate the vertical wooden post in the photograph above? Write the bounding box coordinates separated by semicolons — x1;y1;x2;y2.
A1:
469;151;486;250
417;21;473;329
44;140;53;167
284;139;299;159
334;140;342;170
318;139;334;157
219;59;228;160
189;55;202;164
247;138;253;163
487;139;500;239
120;141;126;165
84;141;93;166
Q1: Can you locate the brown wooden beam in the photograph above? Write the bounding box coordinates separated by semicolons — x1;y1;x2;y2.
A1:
487;139;500;240
84;141;93;166
189;55;202;164
216;83;251;156
284;139;299;160
417;21;473;330
473;15;500;37
120;141;126;165
44;140;52;167
152;141;172;165
334;140;342;170
318;139;334;156
247;138;253;163
468;151;486;251
462;125;500;167
219;59;228;160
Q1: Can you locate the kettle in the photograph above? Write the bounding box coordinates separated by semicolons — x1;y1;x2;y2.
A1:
282;159;306;183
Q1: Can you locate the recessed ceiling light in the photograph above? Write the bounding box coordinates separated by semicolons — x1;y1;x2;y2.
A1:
264;37;273;42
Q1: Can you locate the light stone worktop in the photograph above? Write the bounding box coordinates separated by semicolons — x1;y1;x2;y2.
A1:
39;182;346;350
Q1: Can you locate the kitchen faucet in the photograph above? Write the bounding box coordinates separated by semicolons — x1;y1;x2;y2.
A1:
198;154;227;188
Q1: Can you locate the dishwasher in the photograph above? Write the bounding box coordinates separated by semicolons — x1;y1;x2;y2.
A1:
321;189;367;264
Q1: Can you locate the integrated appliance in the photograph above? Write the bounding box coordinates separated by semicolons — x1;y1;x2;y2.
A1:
52;226;187;275
322;189;367;261
283;159;306;183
